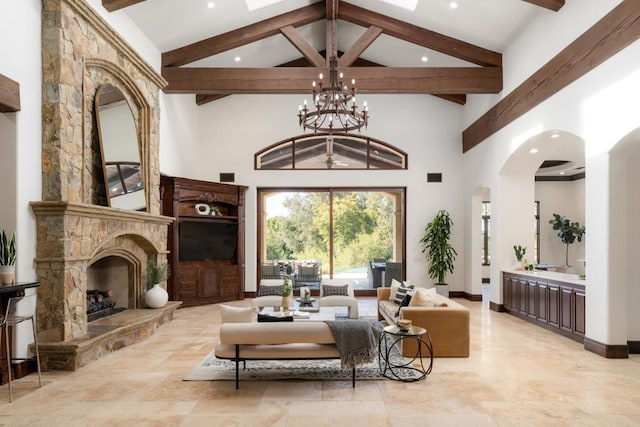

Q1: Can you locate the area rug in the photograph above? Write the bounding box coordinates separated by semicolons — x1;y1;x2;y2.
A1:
184;339;419;382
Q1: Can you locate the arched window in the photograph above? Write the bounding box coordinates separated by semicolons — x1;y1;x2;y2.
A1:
255;133;407;170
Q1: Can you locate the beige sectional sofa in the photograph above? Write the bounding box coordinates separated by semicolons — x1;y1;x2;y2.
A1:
377;286;470;358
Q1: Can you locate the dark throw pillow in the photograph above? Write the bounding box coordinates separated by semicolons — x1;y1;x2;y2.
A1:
395;293;412;317
393;283;414;305
258;285;284;297
257;313;294;322
322;284;349;297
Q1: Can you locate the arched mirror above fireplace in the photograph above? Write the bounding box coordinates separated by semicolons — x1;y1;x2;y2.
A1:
95;83;147;212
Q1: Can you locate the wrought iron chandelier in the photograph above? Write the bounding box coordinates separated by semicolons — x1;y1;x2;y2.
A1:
297;56;369;133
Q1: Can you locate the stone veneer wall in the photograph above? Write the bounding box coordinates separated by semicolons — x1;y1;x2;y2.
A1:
33;0;171;343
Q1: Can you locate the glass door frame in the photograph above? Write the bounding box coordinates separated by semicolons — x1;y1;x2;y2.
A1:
257;187;406;296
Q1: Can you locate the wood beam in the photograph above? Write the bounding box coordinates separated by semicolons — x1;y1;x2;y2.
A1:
162;3;325;67
434;94;466;105
338;26;382;67
521;0;565;12
463;0;640;152
0;73;20;112
195;53;466;106
327;0;338;21
162;66;502;94
280;26;325;67
102;0;145;12
326;16;337;64
196;94;229;106
338;2;501;67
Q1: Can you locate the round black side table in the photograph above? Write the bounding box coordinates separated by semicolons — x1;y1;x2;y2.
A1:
378;324;433;382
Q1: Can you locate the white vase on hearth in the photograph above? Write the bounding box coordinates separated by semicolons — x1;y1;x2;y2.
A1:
145;284;168;308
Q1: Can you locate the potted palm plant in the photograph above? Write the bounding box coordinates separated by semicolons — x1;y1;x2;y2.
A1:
420;210;457;297
0;230;16;285
146;259;170;308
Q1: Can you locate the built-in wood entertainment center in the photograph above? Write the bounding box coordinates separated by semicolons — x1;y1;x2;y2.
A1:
161;176;248;307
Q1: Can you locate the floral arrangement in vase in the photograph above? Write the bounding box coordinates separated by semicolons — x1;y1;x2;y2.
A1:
281;276;292;311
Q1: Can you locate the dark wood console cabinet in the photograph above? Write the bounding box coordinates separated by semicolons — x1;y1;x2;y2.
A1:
502;272;585;343
161;176;248;308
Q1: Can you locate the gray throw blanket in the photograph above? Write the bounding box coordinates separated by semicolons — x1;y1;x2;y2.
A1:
325;320;383;369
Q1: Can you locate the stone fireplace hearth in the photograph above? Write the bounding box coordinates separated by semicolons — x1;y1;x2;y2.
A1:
30;0;177;370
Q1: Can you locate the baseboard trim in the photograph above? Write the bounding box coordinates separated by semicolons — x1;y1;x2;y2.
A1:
583;336;629;358
245;291;257;298
448;291;466;298
463;292;482;302
489;301;506;312
627;341;640;354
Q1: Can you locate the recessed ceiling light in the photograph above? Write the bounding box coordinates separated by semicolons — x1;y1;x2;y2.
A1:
559;171;565;175
550;132;560;138
234;56;242;62
421;56;428;63
450;2;458;9
529;148;539;154
207;1;215;8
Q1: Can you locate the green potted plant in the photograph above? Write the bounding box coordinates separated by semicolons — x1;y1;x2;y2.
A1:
549;214;585;267
146;259;170;308
513;245;527;269
0;230;16;285
420;210;457;297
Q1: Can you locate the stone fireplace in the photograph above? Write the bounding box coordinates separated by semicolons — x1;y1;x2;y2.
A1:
30;0;177;370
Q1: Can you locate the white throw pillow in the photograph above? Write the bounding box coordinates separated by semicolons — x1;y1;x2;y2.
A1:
409;288;434;307
389;279;402;301
220;305;256;323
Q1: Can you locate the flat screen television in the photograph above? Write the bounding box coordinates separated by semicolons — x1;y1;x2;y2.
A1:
179;221;238;262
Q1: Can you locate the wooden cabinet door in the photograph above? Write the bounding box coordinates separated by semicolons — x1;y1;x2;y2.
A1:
560;287;574;333
574;289;586;335
199;267;221;298
548;285;560;327
503;275;512;310
175;268;198;302
218;265;240;299
527;281;537;319
537;282;548;322
518;279;528;315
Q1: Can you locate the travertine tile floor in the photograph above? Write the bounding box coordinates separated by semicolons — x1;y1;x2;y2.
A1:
0;297;639;426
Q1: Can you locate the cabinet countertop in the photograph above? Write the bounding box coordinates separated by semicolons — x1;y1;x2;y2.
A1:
504;270;586;287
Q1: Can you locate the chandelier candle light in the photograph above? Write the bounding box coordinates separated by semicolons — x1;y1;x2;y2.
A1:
298;56;369;133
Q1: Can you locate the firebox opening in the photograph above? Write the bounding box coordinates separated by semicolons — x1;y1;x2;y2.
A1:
87;256;134;321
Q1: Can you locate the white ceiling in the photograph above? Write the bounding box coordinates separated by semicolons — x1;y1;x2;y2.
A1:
121;0;584;175
123;0;544;68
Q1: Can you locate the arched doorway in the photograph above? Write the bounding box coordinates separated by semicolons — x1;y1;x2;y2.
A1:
491;130;585;305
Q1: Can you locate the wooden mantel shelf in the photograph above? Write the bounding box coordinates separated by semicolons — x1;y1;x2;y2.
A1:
0;73;20;112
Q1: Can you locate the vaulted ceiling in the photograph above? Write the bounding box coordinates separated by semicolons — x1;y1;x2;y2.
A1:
104;0;564;106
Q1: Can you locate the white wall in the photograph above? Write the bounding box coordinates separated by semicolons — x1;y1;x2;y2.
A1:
193;93;465;292
535;179;585;273
463;10;640;348
158;93;201;177
463;0;622;128
0;0;42;284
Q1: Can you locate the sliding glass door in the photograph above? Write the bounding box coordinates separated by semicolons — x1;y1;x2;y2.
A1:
258;188;405;290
